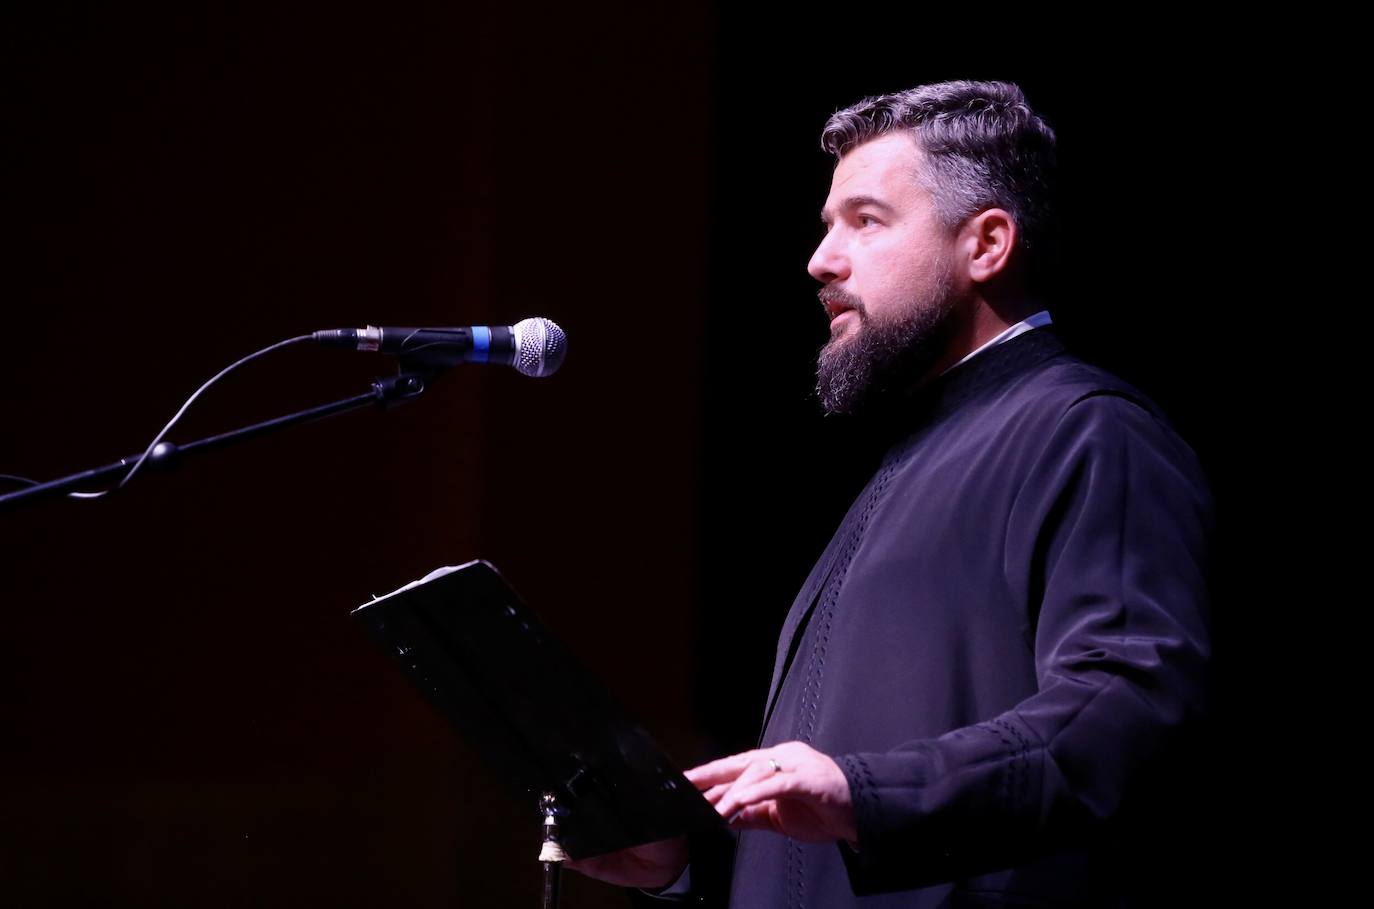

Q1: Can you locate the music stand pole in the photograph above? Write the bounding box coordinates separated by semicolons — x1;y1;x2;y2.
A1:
538;792;566;909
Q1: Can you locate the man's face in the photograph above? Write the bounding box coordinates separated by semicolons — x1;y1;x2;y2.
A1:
809;132;964;414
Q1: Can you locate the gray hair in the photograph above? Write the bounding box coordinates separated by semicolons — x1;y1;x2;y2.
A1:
821;80;1058;288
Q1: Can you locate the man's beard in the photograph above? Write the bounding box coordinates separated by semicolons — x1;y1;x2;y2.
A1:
816;265;960;415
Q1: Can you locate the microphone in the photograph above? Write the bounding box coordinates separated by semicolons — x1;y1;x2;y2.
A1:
312;317;566;377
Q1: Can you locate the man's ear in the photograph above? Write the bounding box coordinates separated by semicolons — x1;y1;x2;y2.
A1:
960;208;1018;284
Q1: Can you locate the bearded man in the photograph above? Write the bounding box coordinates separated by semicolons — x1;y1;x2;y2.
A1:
573;79;1214;908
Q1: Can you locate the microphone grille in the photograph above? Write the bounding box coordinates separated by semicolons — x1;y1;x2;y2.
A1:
511;318;567;377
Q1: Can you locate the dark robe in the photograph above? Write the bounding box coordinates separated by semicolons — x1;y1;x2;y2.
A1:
639;328;1214;907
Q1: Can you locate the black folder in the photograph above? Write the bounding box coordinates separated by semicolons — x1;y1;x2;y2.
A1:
351;559;723;859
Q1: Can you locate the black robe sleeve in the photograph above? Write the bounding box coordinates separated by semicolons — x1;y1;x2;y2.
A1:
626;828;736;908
831;392;1214;894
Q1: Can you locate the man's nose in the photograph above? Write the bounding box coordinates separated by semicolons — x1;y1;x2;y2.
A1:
807;231;848;283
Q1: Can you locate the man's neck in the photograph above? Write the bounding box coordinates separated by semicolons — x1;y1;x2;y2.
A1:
911;297;1045;393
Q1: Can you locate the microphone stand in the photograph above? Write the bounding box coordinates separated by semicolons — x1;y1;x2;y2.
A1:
0;371;430;512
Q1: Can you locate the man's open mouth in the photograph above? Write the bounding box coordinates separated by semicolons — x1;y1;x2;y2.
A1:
821;292;861;322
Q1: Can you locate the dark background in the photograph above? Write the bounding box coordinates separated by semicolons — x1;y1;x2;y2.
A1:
2;6;1276;906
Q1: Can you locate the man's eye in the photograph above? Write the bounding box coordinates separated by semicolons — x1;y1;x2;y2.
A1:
858;215;879;228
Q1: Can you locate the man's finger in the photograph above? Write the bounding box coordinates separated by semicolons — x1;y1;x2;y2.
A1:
714;772;796;821
684;750;759;787
701;783;729;805
727;801;783;834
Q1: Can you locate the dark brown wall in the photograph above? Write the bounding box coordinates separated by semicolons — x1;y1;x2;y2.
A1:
3;6;713;906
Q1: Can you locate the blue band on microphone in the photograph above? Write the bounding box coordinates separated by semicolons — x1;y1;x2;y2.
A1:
471;326;490;363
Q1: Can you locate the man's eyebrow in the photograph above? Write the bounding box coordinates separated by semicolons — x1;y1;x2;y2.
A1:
820;195;896;225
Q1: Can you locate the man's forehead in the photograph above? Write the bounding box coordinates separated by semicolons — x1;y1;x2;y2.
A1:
821;133;927;219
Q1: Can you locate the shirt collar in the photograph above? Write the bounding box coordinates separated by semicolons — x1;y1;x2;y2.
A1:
940;309;1053;376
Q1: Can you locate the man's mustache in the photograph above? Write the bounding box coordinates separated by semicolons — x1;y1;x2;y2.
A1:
818;287;866;317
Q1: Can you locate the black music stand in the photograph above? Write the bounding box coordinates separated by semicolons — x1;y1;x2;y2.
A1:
351;560;722;907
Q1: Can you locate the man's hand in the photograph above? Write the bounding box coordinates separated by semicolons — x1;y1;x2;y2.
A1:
565;742;856;890
563;835;688;889
685;741;857;844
